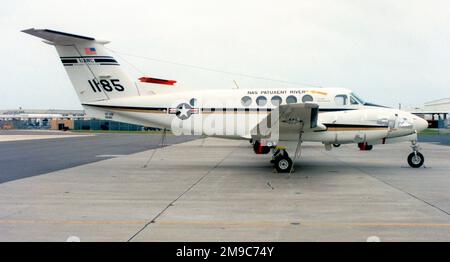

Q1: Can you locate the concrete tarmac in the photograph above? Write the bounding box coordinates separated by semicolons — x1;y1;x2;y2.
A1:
0;131;196;183
0;136;449;241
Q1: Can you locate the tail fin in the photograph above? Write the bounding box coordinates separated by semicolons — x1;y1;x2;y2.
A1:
22;28;139;103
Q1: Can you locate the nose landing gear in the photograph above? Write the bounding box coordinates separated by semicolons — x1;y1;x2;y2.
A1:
407;141;424;168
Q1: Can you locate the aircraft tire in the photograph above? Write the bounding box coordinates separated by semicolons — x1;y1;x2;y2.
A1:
274;155;293;173
408;152;424;168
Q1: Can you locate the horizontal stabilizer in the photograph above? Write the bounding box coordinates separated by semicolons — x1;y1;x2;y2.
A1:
21;28;109;45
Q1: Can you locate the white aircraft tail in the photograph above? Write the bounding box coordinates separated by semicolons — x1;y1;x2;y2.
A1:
22;28;139;103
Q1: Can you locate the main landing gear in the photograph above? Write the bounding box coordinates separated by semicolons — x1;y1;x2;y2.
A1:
271;147;293;173
270;121;304;174
407;140;424;168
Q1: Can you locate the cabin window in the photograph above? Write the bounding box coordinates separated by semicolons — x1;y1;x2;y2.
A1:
271;96;282;106
190;98;198;106
334;95;348;105
241;96;252;107
350;96;359;105
302;94;313;103
256;96;267;106
286;95;297;104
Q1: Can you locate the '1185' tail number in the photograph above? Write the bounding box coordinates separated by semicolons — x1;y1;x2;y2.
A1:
88;79;124;92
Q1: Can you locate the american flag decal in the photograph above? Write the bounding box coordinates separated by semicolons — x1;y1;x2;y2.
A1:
85;47;97;55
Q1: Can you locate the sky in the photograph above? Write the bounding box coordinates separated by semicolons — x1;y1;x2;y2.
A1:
0;0;449;110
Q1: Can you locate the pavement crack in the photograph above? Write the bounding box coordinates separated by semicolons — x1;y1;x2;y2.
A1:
376;179;450;217
127;145;239;242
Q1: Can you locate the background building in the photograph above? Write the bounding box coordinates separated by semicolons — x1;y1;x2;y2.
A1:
424;98;450;113
410;98;449;129
0;108;155;131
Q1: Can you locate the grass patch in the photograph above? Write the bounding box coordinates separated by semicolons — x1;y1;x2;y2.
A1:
419;129;450;136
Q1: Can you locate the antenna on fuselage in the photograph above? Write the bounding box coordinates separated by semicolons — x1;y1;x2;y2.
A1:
142;128;167;168
107;48;323;88
233;80;240;89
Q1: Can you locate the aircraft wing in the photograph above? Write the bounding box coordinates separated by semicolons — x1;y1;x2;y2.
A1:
250;103;326;140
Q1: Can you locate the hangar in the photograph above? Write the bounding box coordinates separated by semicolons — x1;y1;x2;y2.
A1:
411;98;450;129
424;98;450;113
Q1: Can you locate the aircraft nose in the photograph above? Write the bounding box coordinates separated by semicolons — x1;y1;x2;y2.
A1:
414;117;429;132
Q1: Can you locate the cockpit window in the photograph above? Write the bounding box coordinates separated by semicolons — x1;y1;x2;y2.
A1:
335;95;348;106
350;92;365;104
350;96;359;105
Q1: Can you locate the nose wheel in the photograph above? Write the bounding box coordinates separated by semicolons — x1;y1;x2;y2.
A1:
408;141;425;168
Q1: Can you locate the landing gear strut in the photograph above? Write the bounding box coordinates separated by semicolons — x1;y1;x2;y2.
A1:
270;121;304;173
407;140;424;168
271;148;293;173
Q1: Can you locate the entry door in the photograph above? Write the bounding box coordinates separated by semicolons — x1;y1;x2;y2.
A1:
388;114;398;130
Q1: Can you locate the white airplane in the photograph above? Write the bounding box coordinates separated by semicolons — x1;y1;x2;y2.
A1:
23;28;429;172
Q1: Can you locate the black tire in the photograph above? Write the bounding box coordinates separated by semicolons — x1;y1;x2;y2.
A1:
333;144;341;147
408;152;424;168
366;145;373;151
274;156;293;173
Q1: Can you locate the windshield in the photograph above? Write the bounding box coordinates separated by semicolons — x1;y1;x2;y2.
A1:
350;92;365;104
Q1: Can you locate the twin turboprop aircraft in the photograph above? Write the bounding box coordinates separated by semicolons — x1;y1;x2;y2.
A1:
23;28;429;173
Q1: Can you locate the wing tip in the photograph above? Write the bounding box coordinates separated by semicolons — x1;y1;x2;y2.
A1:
21;27;36;34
